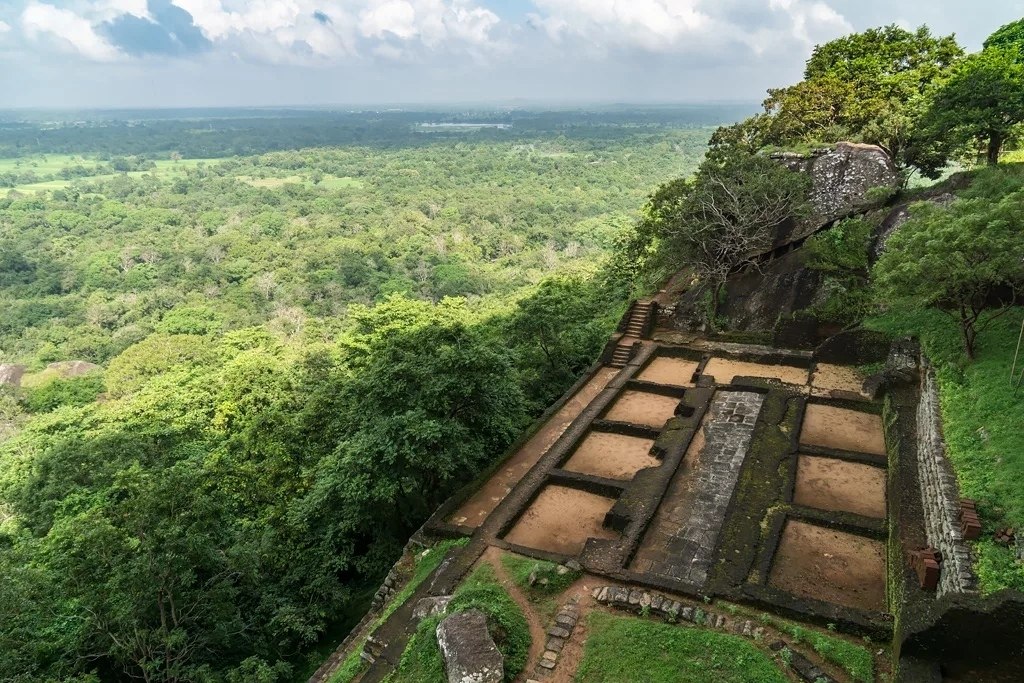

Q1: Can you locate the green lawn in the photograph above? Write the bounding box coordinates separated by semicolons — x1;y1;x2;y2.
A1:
575;612;788;683
1;155;216;193
867;307;1024;592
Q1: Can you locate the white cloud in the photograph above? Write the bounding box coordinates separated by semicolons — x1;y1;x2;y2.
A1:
0;21;11;34
526;0;852;55
21;1;121;61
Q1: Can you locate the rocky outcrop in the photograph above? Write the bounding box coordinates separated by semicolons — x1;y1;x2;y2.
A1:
0;364;26;388
772;142;901;245
413;595;452;622
47;361;101;378
872;193;955;261
436;610;503;683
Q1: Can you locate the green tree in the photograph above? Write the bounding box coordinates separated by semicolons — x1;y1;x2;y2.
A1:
873;191;1024;358
763;25;963;164
984;18;1024;51
912;45;1024;171
639;152;810;320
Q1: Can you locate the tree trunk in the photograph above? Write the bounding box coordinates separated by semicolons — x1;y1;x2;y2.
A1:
987;131;1003;165
959;308;976;360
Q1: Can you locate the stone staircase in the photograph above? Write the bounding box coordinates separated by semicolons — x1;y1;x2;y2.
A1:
609;300;656;368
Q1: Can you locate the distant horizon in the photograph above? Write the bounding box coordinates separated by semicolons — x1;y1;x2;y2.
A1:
0;100;763;114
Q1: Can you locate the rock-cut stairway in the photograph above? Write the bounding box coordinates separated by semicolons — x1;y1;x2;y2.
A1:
610;300;655;368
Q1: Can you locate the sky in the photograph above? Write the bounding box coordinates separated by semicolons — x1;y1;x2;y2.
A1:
0;0;1022;109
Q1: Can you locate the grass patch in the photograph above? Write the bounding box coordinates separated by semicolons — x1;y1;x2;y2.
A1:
500;552;581;596
759;614;874;682
866;307;1024;592
575;612;787;683
391;563;531;683
327;537;468;683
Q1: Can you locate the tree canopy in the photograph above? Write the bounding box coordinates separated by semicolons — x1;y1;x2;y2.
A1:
873;181;1024;357
761;25;963;164
911;43;1024;172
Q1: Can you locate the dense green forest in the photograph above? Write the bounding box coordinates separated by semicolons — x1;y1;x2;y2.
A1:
0;109;724;681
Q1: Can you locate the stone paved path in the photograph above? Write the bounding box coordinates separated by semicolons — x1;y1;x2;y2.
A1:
634;390;764;586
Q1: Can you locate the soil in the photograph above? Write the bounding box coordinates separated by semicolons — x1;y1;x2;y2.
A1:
450;368;618;527
811;363;869;397
636;356;699;386
768;519;887;613
504;485;619;556
703;357;809;386
799;404;886;455
603;390;680;428
562;432;659;481
793;455;886;518
481;547;548;680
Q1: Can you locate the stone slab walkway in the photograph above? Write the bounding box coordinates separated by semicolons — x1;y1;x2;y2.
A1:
634;390;764;586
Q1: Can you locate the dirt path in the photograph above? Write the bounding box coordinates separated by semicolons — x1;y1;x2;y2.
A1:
544;574;603;683
482;547;548;681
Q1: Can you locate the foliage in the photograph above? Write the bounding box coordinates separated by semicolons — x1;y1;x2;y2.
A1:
22;374;105;413
803;217;875;325
872;183;1024;357
984;18;1024;51
912;44;1024;172
635;150;810;320
866;308;1024;592
574;612;787;683
500;552;582;598
392;564;531;683
762;615;874;682
761;25;963;165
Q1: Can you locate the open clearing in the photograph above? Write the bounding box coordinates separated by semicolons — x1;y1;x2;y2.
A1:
800;404;886;455
636;356;698;386
562;431;660;480
503;485;618;556
703;357;809;385
769;519;886;612
793;455;886;518
603;390;679;428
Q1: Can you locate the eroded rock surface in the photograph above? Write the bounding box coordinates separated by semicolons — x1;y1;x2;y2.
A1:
436;609;503;683
772;142;900;242
413;595;452;622
0;364;26;387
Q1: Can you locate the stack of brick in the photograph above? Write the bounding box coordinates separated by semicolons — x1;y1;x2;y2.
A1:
908;547;942;591
960;499;981;541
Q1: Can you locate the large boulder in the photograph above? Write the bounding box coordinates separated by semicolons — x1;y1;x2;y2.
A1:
0;364;26;388
436;609;503;683
772;142;901;244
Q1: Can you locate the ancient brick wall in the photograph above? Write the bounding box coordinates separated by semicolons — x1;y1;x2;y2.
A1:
916;359;977;595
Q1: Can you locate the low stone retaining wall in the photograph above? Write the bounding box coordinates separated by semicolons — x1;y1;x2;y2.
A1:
916;359;977;595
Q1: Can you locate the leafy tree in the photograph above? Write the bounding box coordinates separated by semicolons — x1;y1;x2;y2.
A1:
639;151;810;319
762;25;963;164
911;45;1024;172
984;18;1024;51
873;190;1024;358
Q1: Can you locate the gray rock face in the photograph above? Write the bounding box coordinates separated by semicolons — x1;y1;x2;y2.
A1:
0;364;26;388
872;192;955;261
46;361;101;378
436;610;503;683
772;142;900;243
413;595;452;622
